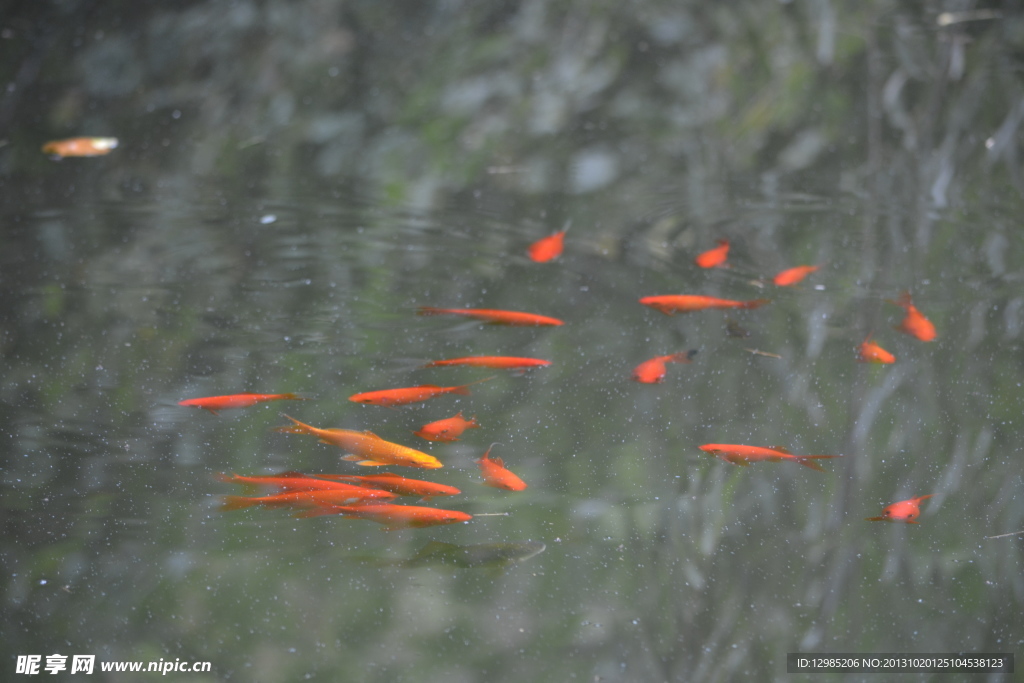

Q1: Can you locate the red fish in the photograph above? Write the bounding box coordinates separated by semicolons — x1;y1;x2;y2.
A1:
773;265;819;286
220;486;396;512
215;471;364;492
417;307;564;326
527;230;567;263
888;292;936;341
698;444;841;472
866;494;934;524
298;503;473;529
349;377;493;407
632;350;697;384
315;473;461;500
178;392;305;415
476;444;527;491
640;295;770;315
42;136;118;158
695;239;730;268
421;356;551;370
413;411;480;441
275;415;442;468
858;335;895;364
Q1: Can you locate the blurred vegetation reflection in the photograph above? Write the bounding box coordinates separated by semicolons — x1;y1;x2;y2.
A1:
1;2;1022;682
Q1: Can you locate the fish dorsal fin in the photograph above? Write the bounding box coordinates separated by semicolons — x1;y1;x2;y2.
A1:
769;446;791;454
361;430;382;438
490;456;506;468
274;470;309;478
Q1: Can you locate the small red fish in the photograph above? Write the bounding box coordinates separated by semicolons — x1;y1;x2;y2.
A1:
773;265;819;286
315;473;461;501
476;444;527;491
42;136;118;158
417;307;564;326
527;230;567;263
640;295;770;315
858;335;895;364
632;350;697;383
349;377;493;407
178;392;305;415
866;494;934;524
698;444;841;472
421;356;552;370
888;292;936;342
413;411;480;442
220;486;396;512
298;503;473;529
695;239;730;268
215;471;365;492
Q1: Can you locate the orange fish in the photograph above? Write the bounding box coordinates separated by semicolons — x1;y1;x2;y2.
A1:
315;473;461;500
178;392;305;415
773;265;819;286
42;136;118;158
888;292;936;341
215;471;364;492
220;486;396;512
421;356;552;370
413;411;480;442
275;415;442;468
866;494;934;524
476;444;527;491
698;444;841;472
417;307;564;326
695;239;730;268
858;335;895;364
298;503;473;529
632;350;697;384
640;295;770;315
349;377;493;407
527;230;567;262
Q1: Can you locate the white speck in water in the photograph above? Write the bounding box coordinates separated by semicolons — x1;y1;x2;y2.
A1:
260;214;277;224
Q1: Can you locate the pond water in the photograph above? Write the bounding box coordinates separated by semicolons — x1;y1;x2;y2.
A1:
1;3;1022;682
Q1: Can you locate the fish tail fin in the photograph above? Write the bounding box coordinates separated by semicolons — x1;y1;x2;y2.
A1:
280;393;308;401
274;414;313;434
916;494;934;502
454;376;496;394
274;426;307;435
865;516;887;522
213;472;236;484
220;495;259;512
794;456;839;472
741;298;771;310
887;291;912;309
416;306;446;317
667;350;698;364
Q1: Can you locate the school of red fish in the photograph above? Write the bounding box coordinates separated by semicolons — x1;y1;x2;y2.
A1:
178;232;938;529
